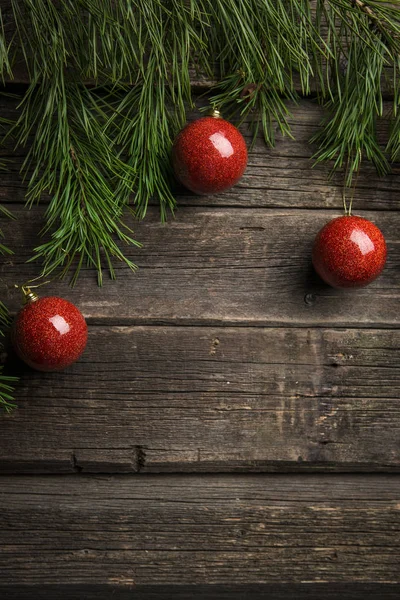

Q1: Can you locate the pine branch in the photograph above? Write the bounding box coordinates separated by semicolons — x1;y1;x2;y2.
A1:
0;0;398;285
387;55;400;161
311;34;389;186
0;301;17;413
0;106;16;256
11;0;142;285
310;0;400;186
0;368;17;413
14;80;141;285
105;0;205;219
205;0;318;143
9;0;208;278
0;8;15;255
0;200;15;257
108;80;178;222
0;7;12;81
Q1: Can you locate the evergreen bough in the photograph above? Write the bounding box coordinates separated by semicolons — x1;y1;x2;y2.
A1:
0;0;398;284
0;300;17;412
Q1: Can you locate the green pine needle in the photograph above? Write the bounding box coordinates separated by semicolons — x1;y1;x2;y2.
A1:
0;0;397;283
0;301;17;413
311;0;400;186
0;370;17;413
0;6;15;255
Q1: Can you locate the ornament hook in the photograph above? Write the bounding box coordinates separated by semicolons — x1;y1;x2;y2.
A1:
15;251;71;304
15;275;51;305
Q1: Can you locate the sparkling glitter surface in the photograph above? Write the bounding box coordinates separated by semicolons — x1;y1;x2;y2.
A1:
12;296;88;371
312;215;387;288
172;116;248;195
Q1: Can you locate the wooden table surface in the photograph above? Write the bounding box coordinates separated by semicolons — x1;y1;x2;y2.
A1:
0;95;399;599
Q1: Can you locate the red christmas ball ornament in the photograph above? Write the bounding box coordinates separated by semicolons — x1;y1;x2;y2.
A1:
172;108;248;195
312;215;387;288
12;289;88;371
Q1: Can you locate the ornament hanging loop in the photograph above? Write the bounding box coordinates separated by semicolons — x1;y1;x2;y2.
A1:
15;275;52;305
15;251;71;304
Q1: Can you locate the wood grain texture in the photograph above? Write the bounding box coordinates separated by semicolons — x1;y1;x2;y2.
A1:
0;474;399;590
1;205;399;327
2;584;400;600
0;21;399;600
0;96;399;211
0;326;399;473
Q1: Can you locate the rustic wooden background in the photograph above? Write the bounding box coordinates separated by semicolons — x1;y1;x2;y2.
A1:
0;92;399;599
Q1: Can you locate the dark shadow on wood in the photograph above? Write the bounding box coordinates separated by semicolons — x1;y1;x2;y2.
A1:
1;584;399;600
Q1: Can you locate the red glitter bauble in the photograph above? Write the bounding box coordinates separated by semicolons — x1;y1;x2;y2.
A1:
12;295;88;371
312;215;387;288
172;112;248;195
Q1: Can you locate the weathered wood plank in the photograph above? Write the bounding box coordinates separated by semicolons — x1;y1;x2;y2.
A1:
2;583;400;600
0;97;398;211
1;206;399;327
1;326;399;473
0;474;399;592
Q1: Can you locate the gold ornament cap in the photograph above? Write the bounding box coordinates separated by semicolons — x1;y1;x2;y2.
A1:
21;286;39;304
208;107;222;119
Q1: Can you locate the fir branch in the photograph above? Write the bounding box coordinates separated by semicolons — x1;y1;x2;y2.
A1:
311;36;389;185
0;110;16;255
312;0;400;185
0;201;15;257
13;79;141;285
109;79;179;221
1;0;400;284
0;369;17;413
0;301;17;413
206;0;320;144
11;0;142;285
106;0;205;219
0;8;15;255
387;55;400;161
0;7;12;81
388;107;400;161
